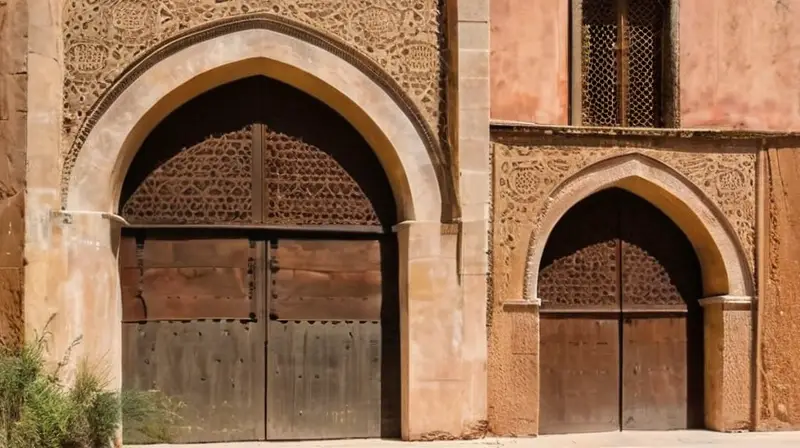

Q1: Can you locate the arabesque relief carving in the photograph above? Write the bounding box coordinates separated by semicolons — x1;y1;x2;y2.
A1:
63;0;443;195
121;127;254;225
121;124;381;226
493;144;756;303
262;127;380;227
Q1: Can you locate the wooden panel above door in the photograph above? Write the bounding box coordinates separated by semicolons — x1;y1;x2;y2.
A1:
122;237;256;322
270;239;382;321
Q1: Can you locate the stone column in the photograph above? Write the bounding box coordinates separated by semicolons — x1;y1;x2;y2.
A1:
492;299;542;436
397;220;469;439
452;0;491;436
50;211;123;389
701;295;754;432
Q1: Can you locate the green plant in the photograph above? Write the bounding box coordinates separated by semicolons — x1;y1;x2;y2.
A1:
0;317;182;447
121;389;183;444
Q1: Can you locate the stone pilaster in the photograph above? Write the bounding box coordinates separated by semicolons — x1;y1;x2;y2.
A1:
451;0;491;435
701;296;754;431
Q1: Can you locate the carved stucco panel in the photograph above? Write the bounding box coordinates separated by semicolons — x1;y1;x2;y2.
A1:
62;0;443;151
492;143;756;303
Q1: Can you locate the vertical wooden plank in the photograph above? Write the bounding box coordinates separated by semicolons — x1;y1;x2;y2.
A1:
266;321;291;439
267;321;382;440
539;315;621;434
122;320;265;443
538;189;623;434
621;315;689;429
619;188;704;430
265;238;394;440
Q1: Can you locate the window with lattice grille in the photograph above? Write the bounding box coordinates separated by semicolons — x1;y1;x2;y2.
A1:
571;0;675;128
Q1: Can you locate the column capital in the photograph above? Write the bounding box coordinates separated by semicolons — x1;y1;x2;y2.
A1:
52;209;130;226
502;298;543;308
699;295;753;308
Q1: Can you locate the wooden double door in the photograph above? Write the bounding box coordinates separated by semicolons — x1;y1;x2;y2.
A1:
538;188;704;434
120;231;400;443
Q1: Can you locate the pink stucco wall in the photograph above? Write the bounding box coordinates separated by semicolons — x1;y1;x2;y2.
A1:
680;0;800;130
490;0;568;125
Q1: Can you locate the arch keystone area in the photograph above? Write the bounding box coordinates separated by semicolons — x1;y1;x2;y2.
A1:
525;153;753;299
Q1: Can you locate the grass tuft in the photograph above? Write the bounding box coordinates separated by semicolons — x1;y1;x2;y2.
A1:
0;317;182;447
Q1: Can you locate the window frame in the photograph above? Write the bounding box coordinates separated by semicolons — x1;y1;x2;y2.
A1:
569;0;680;128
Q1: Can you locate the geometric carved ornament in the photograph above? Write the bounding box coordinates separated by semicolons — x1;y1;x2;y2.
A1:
63;0;443;174
121;125;380;227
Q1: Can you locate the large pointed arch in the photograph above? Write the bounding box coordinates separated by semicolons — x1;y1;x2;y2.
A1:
63;18;447;223
54;20;457;443
525;153;753;299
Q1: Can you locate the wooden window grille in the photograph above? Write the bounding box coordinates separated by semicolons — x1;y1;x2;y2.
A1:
571;0;674;128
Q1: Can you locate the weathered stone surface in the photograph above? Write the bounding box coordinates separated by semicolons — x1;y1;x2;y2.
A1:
0;0;27;348
0;268;22;348
761;148;800;430
0;193;24;268
0;0;28;74
704;303;753;431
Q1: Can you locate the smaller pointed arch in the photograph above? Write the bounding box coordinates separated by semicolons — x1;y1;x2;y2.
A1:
525;153;753;299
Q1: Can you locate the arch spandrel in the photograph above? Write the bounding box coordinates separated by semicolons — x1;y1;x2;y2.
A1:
65;26;448;224
525;154;753;299
63;2;444;153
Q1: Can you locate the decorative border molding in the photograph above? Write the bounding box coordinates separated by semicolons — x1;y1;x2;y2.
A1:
60;14;452;213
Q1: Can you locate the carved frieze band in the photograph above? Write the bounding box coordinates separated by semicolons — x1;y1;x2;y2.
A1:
62;0;446;208
492;144;757;304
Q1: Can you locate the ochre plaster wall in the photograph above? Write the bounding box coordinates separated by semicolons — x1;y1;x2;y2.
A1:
761;148;800;429
680;0;800;130
489;0;568;125
0;0;27;348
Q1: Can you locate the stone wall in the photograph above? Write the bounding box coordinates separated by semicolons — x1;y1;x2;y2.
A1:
0;0;27;348
761;148;800;429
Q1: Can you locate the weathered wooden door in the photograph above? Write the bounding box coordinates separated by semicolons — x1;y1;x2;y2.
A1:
618;193;704;430
120;235;266;444
121;234;398;442
118;76;401;443
538;190;622;433
266;238;398;440
538;188;703;434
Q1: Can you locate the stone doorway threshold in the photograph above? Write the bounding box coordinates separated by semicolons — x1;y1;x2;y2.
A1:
127;430;800;448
